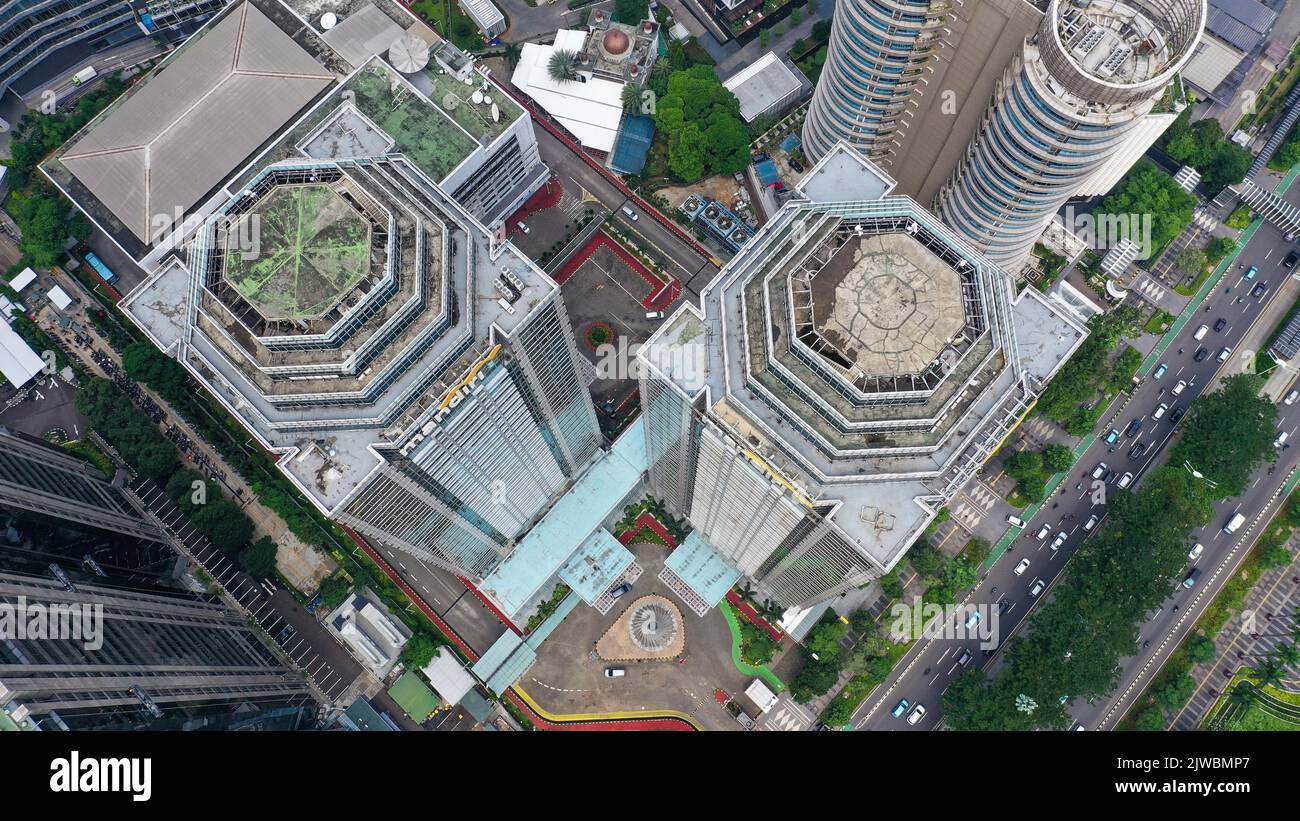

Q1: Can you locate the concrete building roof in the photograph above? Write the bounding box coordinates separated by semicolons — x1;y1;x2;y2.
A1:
58;2;334;245
511;30;625;152
723;51;809;123
1206;0;1276;52
558;529;636;605
1183;35;1246;94
8;268;36;292
0;321;43;388
662;531;741;608
320;1;405;68
421;650;476;705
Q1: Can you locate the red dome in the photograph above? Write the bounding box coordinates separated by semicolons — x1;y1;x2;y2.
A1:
602;29;631;55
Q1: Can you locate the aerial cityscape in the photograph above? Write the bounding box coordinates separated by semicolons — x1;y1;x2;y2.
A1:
1;0;1299;758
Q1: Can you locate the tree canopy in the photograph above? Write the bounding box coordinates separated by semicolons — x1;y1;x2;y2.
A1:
652;65;748;182
1099;160;1195;257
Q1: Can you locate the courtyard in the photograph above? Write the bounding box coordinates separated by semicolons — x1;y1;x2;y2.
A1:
521;539;784;731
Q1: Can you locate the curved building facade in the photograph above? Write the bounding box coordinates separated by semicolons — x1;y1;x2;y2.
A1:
802;0;951;165
935;0;1205;267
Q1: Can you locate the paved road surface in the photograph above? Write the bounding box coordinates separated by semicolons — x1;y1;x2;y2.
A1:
854;203;1300;731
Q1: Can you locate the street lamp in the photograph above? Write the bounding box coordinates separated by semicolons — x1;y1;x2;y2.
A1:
1183;461;1219;489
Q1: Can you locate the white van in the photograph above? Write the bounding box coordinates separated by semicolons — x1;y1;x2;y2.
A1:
1223;512;1246;534
1152;403;1168;420
1172;380;1187;396
1276;430;1289;448
1006;514;1026;528
621;205;639;221
1193;324;1209;340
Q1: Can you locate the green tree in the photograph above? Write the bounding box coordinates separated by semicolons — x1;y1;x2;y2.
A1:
668;122;708;181
1134;705;1166;730
907;540;946;579
614;0;646;22
239;535;278;578
1186;634;1217;664
1099;160;1195;257
804;616;848;663
1043;444;1073;473
318;576;351;609
400;633;439;669
1170;373;1277;496
547;49;578;83
790;658;839;702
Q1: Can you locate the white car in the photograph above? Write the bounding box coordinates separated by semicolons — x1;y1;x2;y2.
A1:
1014;557;1031;576
604;667;625;677
906;704;927;725
1286;389;1299;406
1188;542;1204;562
1050;531;1067;551
1172;380;1187;396
1035;524;1051;540
1083;514;1098;531
1030;578;1045;596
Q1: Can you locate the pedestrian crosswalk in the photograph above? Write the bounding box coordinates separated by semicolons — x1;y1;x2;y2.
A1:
964;482;999;511
1132;275;1168;305
1193;208;1217;232
759;697;813;731
559;192;586;220
1021;416;1056;444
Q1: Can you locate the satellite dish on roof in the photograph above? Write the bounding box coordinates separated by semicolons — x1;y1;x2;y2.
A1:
471;90;483;104
491;102;500;122
320;12;338;29
388;35;431;73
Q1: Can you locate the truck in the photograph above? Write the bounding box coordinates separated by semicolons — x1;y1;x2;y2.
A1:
1223;512;1246;535
745;678;779;713
72;65;98;85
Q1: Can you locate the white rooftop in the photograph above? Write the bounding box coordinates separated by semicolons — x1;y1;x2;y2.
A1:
0;320;44;388
723;51;807;123
511;30;625;153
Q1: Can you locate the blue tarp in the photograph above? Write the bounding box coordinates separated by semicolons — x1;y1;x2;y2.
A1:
610;115;656;175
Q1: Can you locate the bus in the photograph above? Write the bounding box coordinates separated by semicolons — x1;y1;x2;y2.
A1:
83;251;118;286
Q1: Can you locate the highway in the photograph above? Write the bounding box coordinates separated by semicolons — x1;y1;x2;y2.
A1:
853;201;1300;731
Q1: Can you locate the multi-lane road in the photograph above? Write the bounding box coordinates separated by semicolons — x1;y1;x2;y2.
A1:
853;200;1300;731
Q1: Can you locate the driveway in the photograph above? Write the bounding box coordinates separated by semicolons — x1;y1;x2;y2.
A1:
523;538;767;730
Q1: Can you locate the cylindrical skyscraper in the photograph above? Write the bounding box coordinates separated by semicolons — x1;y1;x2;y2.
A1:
802;0;954;166
935;0;1205;268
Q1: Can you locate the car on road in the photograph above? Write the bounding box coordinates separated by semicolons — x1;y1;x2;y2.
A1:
1168;406;1186;425
1286;389;1300;406
1182;568;1202;589
1030;578;1046;596
1172;379;1187;396
1285;250;1299;269
1128;441;1147;459
957;649;973;667
1050;531;1067;551
891;698;910;718
1245;265;1259;280
604;667;625;677
1276;430;1289;448
1251;282;1268;298
997;598;1015;615
1153;362;1168;379
621;206;639;221
1194;347;1210;362
1083;514;1098;531
907;704;927;725
1217;346;1232;363
1188;542;1204;562
1014;558;1031;576
1152;403;1168;420
1104;427;1121;444
1091;462;1108;480
645;311;665;319
1006;514;1026;528
1035;523;1051;540
1213;317;1227;332
1124;418;1143;437
1194;324;1209;340
964;610;983;629
1224;512;1246;534
1116;471;1134;489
